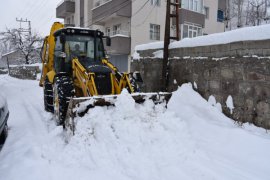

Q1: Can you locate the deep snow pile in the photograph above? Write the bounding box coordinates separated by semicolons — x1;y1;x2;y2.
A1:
0;75;270;180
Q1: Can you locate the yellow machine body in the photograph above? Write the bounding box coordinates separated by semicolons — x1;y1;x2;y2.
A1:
39;22;134;96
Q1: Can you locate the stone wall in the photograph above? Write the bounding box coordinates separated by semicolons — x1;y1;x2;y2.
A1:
131;39;270;129
9;66;40;80
0;68;8;75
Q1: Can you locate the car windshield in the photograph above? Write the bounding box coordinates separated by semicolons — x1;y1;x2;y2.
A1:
65;35;105;62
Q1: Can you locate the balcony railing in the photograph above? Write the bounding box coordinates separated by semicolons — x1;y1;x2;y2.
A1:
92;0;131;24
56;0;75;19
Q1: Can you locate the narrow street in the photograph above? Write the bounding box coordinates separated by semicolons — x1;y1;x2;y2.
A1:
0;75;62;180
0;75;270;180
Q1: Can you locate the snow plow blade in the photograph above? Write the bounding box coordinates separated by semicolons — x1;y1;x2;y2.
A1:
65;92;172;135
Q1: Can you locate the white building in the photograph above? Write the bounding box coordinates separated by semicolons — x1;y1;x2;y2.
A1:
56;0;226;71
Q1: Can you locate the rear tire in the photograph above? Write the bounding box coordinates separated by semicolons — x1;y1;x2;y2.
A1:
44;77;54;113
0;124;8;145
53;76;74;126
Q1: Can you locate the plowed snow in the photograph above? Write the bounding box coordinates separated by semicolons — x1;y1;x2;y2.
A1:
0;75;270;180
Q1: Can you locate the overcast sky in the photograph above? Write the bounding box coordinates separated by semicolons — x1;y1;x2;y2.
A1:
0;0;63;36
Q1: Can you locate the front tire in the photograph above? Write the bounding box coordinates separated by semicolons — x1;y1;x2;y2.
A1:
53;76;74;126
44;77;54;113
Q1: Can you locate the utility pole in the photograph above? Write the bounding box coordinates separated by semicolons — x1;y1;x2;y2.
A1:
162;0;180;91
16;18;32;40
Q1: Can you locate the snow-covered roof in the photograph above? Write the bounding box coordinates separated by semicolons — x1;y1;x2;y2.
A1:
110;34;130;38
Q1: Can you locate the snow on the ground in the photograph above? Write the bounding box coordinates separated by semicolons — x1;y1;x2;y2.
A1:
226;95;235;114
0;75;270;180
133;24;270;59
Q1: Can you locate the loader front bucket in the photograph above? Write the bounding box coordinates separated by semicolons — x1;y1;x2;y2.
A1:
64;92;172;135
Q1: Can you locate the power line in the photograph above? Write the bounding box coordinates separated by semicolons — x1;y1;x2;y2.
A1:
132;0;151;17
132;3;157;27
24;0;48;20
86;0;133;28
87;0;154;28
16;18;32;41
15;0;36;19
22;0;46;19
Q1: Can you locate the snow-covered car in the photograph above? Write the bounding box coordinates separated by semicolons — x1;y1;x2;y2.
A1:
0;94;9;145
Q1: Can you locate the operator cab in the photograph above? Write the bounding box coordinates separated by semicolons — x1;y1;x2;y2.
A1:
53;27;111;75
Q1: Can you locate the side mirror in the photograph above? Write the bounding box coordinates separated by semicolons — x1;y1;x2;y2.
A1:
106;37;111;46
60;34;66;44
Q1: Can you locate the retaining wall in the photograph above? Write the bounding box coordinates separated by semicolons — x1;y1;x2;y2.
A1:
131;39;270;129
9;66;40;80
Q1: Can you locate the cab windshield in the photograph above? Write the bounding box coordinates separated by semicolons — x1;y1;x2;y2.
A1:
65;35;105;62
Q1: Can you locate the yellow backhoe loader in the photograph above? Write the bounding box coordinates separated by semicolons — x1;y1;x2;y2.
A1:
39;22;171;134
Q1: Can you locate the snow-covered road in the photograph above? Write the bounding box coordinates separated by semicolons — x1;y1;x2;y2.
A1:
0;75;270;180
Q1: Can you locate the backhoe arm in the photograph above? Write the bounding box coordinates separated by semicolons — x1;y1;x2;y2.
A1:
102;59;134;93
72;58;98;96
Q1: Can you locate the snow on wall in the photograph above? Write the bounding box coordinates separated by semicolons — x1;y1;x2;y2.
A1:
133;24;270;59
170;24;270;49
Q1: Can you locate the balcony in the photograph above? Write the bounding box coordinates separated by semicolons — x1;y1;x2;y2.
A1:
56;0;75;19
104;33;131;55
179;8;205;27
92;0;131;25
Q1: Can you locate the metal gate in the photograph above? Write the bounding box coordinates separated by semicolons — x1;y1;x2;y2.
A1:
109;55;128;72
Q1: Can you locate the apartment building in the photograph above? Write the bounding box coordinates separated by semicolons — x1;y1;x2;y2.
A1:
56;0;226;71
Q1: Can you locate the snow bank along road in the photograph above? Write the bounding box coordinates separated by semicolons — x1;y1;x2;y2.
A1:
0;75;270;180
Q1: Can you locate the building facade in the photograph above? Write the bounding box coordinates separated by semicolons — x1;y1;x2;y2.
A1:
56;0;226;71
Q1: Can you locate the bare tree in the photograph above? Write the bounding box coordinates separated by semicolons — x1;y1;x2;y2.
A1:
249;0;265;25
226;0;270;30
0;28;42;64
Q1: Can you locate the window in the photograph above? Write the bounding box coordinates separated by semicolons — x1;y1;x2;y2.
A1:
151;0;160;6
54;36;63;73
182;0;202;13
189;0;193;10
113;24;121;35
150;24;160;40
106;27;111;36
66;35;105;62
182;24;202;39
217;9;224;22
194;0;198;11
204;7;209;19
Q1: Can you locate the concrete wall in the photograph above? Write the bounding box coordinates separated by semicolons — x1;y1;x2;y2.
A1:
56;0;75;19
204;0;225;35
131;39;270;130
9;66;40;80
0;68;8;75
131;0;166;56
